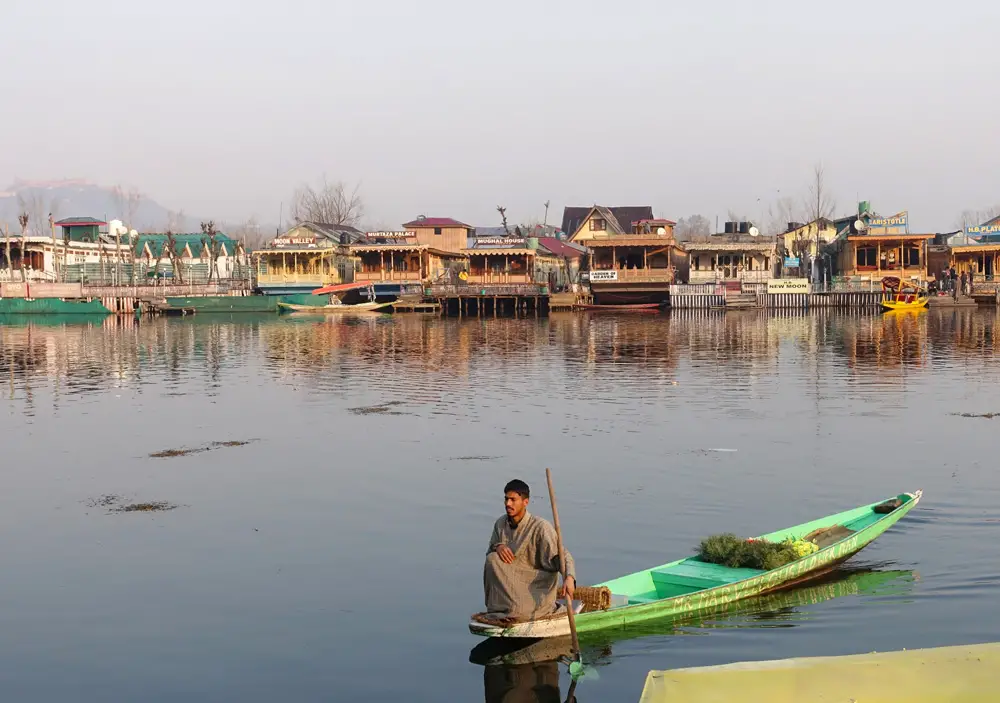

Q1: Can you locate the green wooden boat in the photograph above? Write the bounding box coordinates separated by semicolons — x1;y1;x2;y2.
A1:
469;490;922;638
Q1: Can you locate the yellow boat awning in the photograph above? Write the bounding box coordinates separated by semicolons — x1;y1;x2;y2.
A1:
639;642;1000;703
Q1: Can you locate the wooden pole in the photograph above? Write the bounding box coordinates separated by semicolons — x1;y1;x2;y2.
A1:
545;468;580;667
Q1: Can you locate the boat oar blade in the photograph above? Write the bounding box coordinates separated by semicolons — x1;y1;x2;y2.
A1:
568;659;598;681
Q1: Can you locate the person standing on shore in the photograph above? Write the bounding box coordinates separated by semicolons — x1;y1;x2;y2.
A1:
960;270;967;297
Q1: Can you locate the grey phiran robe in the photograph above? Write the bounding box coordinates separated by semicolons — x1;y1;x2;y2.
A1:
484;512;576;621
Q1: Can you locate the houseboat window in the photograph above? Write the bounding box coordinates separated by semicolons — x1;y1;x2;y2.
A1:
905;245;920;267
434;227;442;235
590;218;606;231
693;255;700;270
856;247;877;268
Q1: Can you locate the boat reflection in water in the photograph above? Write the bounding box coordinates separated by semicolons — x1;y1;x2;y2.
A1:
470;637;588;703
469;566;915;701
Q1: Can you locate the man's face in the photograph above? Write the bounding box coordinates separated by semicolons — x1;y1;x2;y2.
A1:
504;490;528;520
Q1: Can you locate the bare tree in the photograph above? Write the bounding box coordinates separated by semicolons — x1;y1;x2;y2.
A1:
165;231;184;284
674;214;712;241
17;212;28;281
804;163;836;221
4;223;11;278
764;195;801;236
956;205;1000;230
497;206;511;235
166;209;187;233
201;220;221;283
291;178;364;226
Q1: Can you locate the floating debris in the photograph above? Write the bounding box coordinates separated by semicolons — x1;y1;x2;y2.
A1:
150;439;256;458
953;412;998;419
85;495;180;514
85;494;125;508
149;447;209;458
348;403;406;416
112;501;178;513
451;455;502;461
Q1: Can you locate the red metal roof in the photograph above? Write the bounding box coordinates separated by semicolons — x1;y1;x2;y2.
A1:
402;217;471;229
538;237;586;258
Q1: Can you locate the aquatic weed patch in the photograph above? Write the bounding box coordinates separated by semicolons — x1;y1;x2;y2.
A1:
113;501;178;513
953;412;999;419
85;495;180;514
150;439;256;458
348;401;407;416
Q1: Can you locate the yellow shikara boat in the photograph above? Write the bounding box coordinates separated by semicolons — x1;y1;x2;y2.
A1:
880;276;928;312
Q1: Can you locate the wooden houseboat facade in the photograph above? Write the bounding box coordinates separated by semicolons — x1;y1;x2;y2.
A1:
565;205;685;303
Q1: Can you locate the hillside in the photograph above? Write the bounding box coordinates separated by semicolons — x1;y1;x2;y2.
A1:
0;179;194;234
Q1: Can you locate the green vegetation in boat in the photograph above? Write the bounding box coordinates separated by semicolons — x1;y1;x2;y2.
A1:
469;491;922;639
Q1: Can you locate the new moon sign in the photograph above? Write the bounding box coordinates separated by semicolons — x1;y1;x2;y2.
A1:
767;278;810;294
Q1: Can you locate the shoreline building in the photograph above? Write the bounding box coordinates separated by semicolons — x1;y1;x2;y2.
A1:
564;205;685;303
252;222;362;294
685;222;778;285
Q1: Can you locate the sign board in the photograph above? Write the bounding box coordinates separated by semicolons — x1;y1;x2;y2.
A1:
867;212;907;228
784;257;800;267
589;270;619;282
475;237;526;247
366;231;416;238
967;224;1000;235
273;236;317;247
767;278;810;294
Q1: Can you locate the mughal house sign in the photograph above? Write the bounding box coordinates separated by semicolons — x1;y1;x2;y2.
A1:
767;278;810;294
589;270;619;282
475;237;526;247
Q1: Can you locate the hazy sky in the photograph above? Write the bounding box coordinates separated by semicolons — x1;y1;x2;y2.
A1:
2;0;997;231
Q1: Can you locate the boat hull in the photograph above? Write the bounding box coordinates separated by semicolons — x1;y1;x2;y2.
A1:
469;490;922;638
881;297;928;312
277;301;392;313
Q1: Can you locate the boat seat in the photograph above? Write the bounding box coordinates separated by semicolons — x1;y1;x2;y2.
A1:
627;594;661;605
651;560;765;590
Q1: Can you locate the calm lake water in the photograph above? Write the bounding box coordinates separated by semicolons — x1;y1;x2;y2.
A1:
2;309;999;701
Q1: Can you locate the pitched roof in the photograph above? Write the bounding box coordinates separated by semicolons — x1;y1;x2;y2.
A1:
403;216;472;229
135;232;237;257
561;206;655;238
55;216;106;226
538;237;586;258
291;221;366;244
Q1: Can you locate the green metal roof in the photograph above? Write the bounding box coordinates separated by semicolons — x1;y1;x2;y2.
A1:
135;232;238;257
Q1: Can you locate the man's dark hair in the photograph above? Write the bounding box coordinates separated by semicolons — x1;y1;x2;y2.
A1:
504;479;530;499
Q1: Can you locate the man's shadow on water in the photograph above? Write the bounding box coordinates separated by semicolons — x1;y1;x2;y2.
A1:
470;637;607;703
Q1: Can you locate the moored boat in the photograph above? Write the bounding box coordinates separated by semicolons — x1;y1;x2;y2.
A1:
277;300;393;313
469;490;922;638
577;302;663;312
880;276;928;312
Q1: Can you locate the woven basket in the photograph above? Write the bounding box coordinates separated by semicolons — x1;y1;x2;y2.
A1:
576;585;611;612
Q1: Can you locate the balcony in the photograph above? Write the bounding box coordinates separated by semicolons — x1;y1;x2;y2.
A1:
589;268;676;283
355;271;423;282
465;273;534;285
256;272;337;286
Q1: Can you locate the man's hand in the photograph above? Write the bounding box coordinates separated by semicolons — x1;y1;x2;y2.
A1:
561;576;576;601
495;544;515;564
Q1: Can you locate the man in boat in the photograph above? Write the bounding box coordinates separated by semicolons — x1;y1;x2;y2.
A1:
484;479;576;621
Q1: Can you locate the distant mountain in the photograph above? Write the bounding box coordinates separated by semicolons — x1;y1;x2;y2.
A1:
0;179;195;234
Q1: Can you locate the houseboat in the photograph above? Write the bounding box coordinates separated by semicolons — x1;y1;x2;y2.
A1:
836;211;933;286
684;224;778;285
564;205;685;304
252;222;359;295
